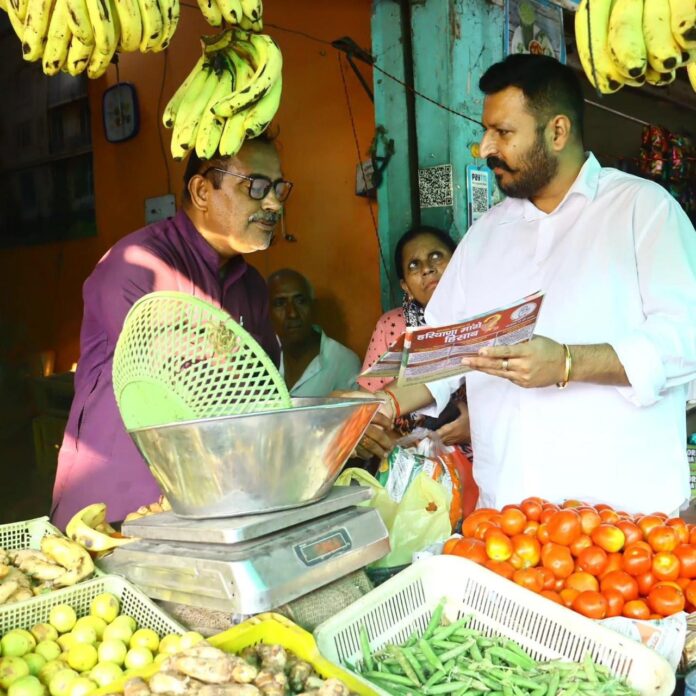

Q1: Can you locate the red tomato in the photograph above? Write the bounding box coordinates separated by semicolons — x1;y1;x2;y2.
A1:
462;509;499;538
569;534;593;558
637;571;657;595
483;559;515;579
666;518;689;545
623;599;651;620
578;508;602;536
572;590;607;619
600;571;639;601
622;543;653;577
677;577;691;591
523;520;540;536
452;538;488;564
599;509;620;525
538;566;556;590
603;588;625;617
562;499;586;508
442;537;461;555
637;515;664;539
560;587;580;608
541;542;574;579
591;524;626;553
601;552;625;577
485;529;514;562
689;527;696;546
647;525;679;553
510;534;541;569
652;551;680;581
520;498;543;522
674;545;696;579
595;504;614;512
649;512;669;521
500;507;527;536
540;505;560;525
513;568;544;593
616;521;642;547
685;580;696;607
474;521;499;541
537;524;551;545
647;583;685;617
565;571;599;593
540;590;563;605
577;546;609;576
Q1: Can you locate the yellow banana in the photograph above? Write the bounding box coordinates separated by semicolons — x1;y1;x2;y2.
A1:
218;111;246;156
645;65;676;83
136;0;163;51
84;0;116;59
0;581;19;604
213;32;282;117
168;58;211;130
607;0;647;78
65;0;93;46
163;0;179;47
643;0;690;70
202;28;233;53
42;0;71;75
5;0;25;39
66;503;134;551
668;0;696;48
574;0;626;93
243;71;281;137
21;0;56;61
64;34;92;75
173;68;222;152
113;0;143;52
163;55;206;127
9;0;27;23
240;0;260;21
150;0;171;50
687;61;696;89
196;0;222;27
238;12;252;30
40;535;93;571
251;18;262;31
195;67;233;158
86;0;118;78
218;0;241;24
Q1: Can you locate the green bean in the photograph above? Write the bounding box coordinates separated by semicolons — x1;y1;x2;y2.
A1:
423;598;447;640
419;638;446;673
363;671;414;686
388;646;421;687
359;624;373;672
487;646;536;670
545;670;560;696
433;615;472;641
401;646;427;685
582;654;598;684
424;681;476;694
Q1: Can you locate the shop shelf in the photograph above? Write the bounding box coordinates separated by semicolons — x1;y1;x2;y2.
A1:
314;555;675;696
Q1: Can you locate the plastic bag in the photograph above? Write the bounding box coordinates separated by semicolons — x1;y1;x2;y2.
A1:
335;467;451;568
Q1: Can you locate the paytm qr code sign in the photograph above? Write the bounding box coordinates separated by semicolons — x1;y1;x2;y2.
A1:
467;165;492;225
418;164;453;208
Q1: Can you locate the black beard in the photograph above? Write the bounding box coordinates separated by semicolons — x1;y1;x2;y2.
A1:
494;133;559;199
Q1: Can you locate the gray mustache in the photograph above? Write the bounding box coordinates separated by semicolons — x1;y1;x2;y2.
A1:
249;212;280;224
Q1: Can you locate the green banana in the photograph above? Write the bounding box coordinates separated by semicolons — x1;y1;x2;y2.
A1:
196;0;222;27
65;0;94;46
218;110;246;157
173;68;221;152
21;0;56;61
195;67;233;158
251;18;262;31
151;0;171;50
575;0;626;93
213;32;282;117
645;65;676;83
240;0;260;21
218;0;241;24
668;0;696;48
64;34;92;75
162;0;179;48
169;59;211;129
113;0;142;52
243;71;281;137
42;0;72;75
643;0;689;70
238;12;252;30
136;0;163;51
163;55;206;127
607;0;647;78
202;28;234;53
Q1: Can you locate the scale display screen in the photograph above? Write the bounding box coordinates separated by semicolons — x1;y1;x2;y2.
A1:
294;528;352;566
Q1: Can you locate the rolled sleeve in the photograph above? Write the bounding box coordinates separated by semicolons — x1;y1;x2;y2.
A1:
610;333;667;406
425;375;464;413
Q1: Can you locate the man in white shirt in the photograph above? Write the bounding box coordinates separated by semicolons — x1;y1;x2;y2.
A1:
358;54;696;514
268;269;361;397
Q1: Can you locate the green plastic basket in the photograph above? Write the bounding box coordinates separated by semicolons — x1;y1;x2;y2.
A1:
113;292;291;430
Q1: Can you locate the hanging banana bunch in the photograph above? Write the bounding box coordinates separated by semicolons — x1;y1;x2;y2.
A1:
574;0;696;93
0;0;180;77
163;28;283;161
196;0;262;31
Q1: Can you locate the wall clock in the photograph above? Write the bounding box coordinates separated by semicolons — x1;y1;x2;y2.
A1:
102;82;140;143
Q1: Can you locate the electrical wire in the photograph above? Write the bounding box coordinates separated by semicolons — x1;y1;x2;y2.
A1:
157;48;173;195
337;52;391;288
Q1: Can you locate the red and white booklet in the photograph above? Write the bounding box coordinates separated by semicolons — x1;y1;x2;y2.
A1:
361;291;545;386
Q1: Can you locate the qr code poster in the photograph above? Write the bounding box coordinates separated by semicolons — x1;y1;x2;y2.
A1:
505;0;566;63
467;165;492;226
418;164;453;209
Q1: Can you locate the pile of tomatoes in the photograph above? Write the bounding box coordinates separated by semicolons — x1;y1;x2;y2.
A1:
443;498;696;621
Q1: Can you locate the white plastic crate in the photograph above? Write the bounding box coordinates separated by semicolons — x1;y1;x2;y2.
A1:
0;574;185;637
315;556;675;696
0;516;63;550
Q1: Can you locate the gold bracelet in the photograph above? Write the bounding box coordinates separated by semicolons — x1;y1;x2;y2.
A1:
556;343;572;389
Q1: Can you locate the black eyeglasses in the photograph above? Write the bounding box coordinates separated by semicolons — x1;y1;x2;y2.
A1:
202;167;293;202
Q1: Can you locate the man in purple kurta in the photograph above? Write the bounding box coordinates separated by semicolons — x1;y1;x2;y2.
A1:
52;136;291;528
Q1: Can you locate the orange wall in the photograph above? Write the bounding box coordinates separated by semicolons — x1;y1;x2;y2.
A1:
0;0;380;372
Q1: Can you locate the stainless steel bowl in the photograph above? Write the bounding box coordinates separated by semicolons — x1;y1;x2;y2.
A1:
128;397;380;518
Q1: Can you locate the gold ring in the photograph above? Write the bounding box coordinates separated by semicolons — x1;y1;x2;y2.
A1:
502;359;509;371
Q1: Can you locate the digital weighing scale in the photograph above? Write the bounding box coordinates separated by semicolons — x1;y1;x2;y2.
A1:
99;486;389;614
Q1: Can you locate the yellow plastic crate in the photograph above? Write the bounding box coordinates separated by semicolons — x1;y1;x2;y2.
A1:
94;612;378;695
